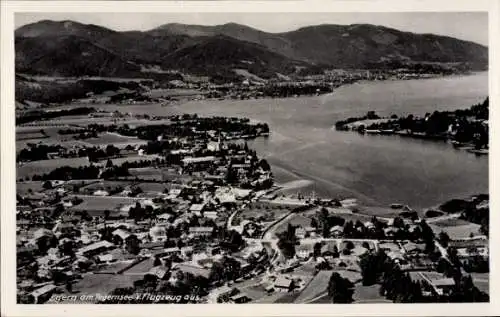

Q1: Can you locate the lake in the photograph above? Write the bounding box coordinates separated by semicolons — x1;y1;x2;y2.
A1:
81;72;489;210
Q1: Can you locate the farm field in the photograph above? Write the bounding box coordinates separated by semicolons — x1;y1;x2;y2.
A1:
429;223;481;239
356;205;406;218
104;154;162;166
16;181;45;195
353;283;391;303
84;132;146;146
293;270;332;303
231;205;289;226
122;258;156;275
136;182;168;193
79;180;135;194
146;88;204;98
470;273;489;294
17;157;91;178
430;217;472;227
274;214;312;235
71;273;142;297
16;131;48;141
128;168;165;182
69;195;142;216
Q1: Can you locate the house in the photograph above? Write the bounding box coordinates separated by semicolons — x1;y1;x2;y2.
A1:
230;292;251;303
203;211;218;220
295;227;306;239
30;284;57;304
182;156;216;169
215;285;236;302
387;250;405;263
321;243;338;259
402;242;426;256
145;266;169;280
158;247;181;258
93;189;109;196
112;229;136;245
418;272;455;296
52;222;76;236
274;276;295;292
304;226;317;236
173;263;211;279
181;246;194;258
296;244;313;260
189;226;214;237
190;203;206;216
206;141;221;152
329;225;344;237
33;228;55;242
168;188;183;199
149;225;167;242
364;221;375;230
77;240;115;257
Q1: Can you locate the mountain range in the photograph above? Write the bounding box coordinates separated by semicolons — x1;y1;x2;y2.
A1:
15;20;488;79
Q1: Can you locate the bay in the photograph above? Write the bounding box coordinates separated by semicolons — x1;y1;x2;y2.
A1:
79;72;489;210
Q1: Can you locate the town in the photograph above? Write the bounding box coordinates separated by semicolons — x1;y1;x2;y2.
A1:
16;106;489;304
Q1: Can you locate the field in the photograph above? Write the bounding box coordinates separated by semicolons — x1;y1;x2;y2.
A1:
356;205;406;218
84;132;146;146
353;283;391;303
122;258;156;275
146;88;204;98
136;182;168;193
274;214;312;235
17;157;90;178
16;131;48;141
104;154;161;166
293;270;332;303
72;273;142;297
430;217;472;227
128;168;165;182
69;195;142;216
429;223;481;239
95;261;136;274
231;204;290;226
79;180;135;193
16;181;45;195
26;116;121;127
470;273;489;294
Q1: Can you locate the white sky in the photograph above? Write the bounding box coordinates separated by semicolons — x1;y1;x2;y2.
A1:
15;12;488;46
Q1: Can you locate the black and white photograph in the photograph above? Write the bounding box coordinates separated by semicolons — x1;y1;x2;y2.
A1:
1;1;498;315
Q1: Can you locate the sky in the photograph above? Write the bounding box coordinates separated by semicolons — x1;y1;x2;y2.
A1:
15;12;488;46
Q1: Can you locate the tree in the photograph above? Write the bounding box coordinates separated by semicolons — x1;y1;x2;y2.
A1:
259;159;271;171
438;231;450;248
42;180;53;189
106;159;114;168
310;218;318;229
277;224;297;259
126;236;141;255
360;250;388;286
153;256;162;267
104;210;110;220
225;165;238;184
313;242;322;258
328;272;354;303
393;216;405;229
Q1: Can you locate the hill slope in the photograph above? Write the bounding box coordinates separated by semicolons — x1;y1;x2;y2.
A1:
160;35;308;79
15;20;488;78
16;35;141;77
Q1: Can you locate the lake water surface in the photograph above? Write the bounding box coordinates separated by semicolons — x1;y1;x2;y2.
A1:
89;72;489;210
